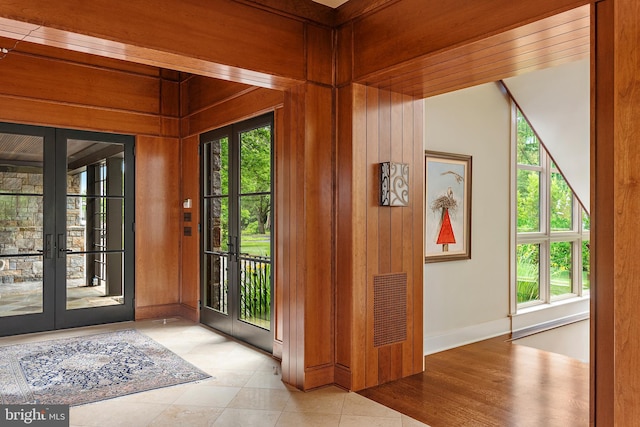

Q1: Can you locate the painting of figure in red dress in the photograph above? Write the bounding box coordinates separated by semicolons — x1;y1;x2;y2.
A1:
425;151;471;262
436;191;456;252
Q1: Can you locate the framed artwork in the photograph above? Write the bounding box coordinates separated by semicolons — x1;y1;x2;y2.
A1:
424;150;472;263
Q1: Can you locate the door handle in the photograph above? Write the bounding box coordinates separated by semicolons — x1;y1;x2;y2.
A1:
57;234;69;258
228;236;238;262
38;234;54;259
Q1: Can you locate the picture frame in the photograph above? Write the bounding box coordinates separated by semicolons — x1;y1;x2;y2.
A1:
424;150;472;263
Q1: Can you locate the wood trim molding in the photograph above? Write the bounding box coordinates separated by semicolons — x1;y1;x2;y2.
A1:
304;365;335;390
134;304;197;323
335;0;397;25
135;304;185;321
237;0;335;26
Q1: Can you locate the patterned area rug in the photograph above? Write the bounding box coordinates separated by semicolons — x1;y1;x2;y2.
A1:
0;329;210;406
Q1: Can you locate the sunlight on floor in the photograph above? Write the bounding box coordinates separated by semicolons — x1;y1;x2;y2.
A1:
512;320;589;363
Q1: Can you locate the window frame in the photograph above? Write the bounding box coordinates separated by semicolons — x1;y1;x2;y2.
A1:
511;103;589;312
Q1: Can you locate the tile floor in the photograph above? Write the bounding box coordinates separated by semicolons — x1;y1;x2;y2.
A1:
0;318;429;427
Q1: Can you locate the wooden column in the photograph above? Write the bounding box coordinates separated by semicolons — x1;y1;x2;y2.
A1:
274;22;335;391
335;83;424;391
593;0;640;424
278;82;334;390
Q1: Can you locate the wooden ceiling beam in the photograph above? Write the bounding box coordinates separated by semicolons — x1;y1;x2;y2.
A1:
0;0;307;91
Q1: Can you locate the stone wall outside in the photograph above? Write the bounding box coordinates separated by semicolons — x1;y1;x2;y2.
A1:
0;171;85;283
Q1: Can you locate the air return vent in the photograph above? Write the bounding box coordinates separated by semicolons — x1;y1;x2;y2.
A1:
373;272;407;347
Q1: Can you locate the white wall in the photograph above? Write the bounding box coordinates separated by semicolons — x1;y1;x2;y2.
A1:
424;82;512;354
503;58;590;212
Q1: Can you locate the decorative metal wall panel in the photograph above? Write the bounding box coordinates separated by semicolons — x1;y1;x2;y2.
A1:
373;272;407;347
380;162;409;206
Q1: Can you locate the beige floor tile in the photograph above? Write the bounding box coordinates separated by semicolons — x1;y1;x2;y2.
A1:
339;415;404;427
212;408;281;427
402;415;431;426
148;404;223;427
282;386;347;414
254;356;282;372
186;339;243;355
199;368;256;387
70;400;167;426
117;382;193;404
227;387;292;411
203;350;274;371
276;411;342;427
172;384;241;407
244;370;288;390
151;339;202;355
342;392;403;418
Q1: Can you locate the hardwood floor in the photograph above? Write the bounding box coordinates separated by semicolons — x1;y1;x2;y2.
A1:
359;335;589;427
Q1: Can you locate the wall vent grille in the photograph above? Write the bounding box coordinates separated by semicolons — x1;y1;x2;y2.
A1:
373;272;407;347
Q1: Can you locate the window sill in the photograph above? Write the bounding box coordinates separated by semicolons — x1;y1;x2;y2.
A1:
510;296;590;338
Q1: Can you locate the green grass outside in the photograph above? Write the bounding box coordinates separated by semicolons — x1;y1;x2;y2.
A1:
517;263;590;303
241;233;271;256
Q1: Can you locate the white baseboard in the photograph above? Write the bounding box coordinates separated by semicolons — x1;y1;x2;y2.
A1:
424;318;511;355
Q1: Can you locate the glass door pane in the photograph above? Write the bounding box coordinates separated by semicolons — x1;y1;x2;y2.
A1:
65;139;126;310
203;136;230;318
238;195;271;329
238;125;271;330
0;132;45;318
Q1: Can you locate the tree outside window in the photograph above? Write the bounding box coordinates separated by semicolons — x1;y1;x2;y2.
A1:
514;108;590;307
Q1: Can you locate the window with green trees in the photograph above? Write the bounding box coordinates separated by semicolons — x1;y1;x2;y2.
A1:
514;108;590;307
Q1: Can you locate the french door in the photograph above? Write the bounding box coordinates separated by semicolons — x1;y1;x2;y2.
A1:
201;113;274;353
0;123;135;336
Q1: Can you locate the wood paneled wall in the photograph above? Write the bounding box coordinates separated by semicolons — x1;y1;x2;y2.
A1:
278;83;335;390
0;40;172;137
335;84;423;391
135;136;182;319
181;76;284;138
592;0;640;424
0;43;185;320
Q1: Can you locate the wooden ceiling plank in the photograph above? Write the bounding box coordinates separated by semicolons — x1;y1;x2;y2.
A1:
402;47;589;98
379;43;589;97
370;26;589;92
357;5;589;98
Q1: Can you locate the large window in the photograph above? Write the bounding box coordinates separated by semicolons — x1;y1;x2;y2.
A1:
514;107;590;308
